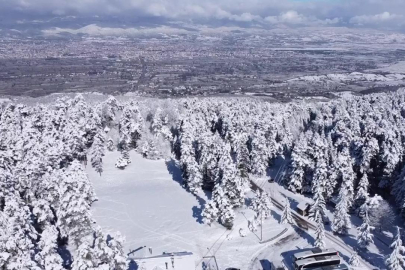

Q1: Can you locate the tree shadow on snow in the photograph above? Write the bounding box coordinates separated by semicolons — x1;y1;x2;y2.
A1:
260;259;272;270
166;158;184;186
292;226;315;246
166;158;207;225
128;259;139;270
192;196;206;224
271;209;282;223
338;233;385;268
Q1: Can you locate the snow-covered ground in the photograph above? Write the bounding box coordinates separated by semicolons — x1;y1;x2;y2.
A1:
255;177;390;269
87;151;389;269
288;72;405;84
87;151;288;269
372;61;405;74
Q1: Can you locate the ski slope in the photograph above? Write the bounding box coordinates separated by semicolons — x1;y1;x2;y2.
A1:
87;151;288;269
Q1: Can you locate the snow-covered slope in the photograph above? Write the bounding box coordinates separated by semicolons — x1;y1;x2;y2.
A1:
288;72;405;83
87;151;287;269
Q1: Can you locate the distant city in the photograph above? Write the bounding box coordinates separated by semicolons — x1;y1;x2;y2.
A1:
1;27;405;100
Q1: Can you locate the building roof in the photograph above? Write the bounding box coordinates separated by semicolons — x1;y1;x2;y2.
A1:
297;201;310;211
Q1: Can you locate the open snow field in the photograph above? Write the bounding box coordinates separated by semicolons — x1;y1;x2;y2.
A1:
87;151;288;269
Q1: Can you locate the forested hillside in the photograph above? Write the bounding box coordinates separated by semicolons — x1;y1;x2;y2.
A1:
1;90;405;268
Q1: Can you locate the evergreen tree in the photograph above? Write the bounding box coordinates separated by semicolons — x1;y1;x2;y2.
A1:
386;227;405;270
72;228;127;270
90;131;105;175
250;190;273;220
213;185;235;229
35;225;64;270
281;199;294;225
202;201;219;226
309;177;326;223
314;215;326;249
338;147;355;206
356;209;375;249
250;130;269;176
332;186;351;235
355;173;369;209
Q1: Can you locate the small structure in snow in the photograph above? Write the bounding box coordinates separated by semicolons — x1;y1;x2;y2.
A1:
328;196;339;207
296;202;310;216
130;251;195;270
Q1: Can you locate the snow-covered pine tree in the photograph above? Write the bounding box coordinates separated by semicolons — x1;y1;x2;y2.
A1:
219;203;235;230
35;225;64;270
356;209;375;249
354;173;369;209
281;198;294;225
213;185;235;229
314;215;326;249
202;201;219;226
332;186;351;235
288;135;310;193
56;162;95;247
250;190;273;220
385;226;405;270
219;150;247;208
90;131;105;175
115;139;131;169
151;108;163;136
309;171;326;223
0;195;40;269
337;147;355;206
250;130;269;176
324;132;338;199
72;227;127;270
185;158;203;195
349;252;360;268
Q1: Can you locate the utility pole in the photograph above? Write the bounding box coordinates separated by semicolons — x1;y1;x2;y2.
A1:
261;213;263;242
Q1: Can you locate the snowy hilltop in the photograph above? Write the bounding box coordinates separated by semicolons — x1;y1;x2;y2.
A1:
1;89;405;269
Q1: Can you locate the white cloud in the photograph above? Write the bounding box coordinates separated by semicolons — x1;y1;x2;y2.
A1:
265;10;339;26
2;0;405;30
42;24;193;36
41;24;263;36
350;12;403;25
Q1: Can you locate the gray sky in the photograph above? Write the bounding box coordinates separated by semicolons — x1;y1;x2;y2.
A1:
2;0;405;30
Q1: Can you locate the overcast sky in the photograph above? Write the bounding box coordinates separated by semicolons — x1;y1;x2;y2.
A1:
2;0;405;30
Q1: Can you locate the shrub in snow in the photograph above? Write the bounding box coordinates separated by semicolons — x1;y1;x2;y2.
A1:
349;252;360;267
115;156;131;169
248;219;258;232
107;137;115;151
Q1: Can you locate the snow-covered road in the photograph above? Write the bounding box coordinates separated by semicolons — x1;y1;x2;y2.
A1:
252;178;375;270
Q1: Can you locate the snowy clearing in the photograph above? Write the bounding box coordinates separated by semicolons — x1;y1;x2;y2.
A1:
88;151;288;269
